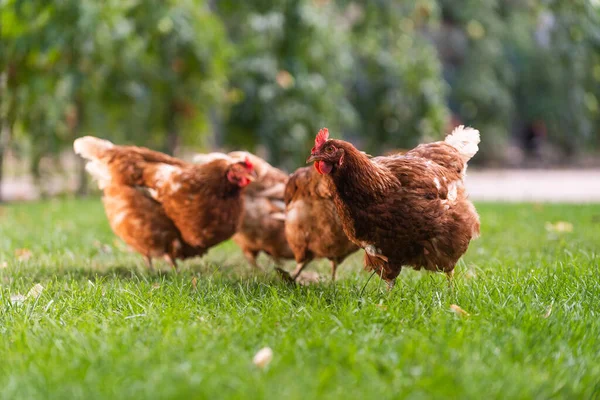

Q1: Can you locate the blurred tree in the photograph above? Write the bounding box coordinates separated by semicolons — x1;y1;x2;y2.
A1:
435;0;600;162
2;0;600;202
434;0;516;163
535;0;600;156
217;0;357;168
122;0;230;154
343;0;449;154
1;0;134;195
1;0;229;198
0;0;53;200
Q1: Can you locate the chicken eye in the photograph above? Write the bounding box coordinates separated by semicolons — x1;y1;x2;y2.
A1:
325;146;334;153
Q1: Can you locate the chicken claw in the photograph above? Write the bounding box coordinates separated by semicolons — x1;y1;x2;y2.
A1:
275;267;296;283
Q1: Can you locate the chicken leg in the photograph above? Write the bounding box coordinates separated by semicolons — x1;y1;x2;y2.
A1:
330;260;339;282
446;269;454;289
243;249;263;271
145;256;154;272
167;254;179;273
291;262;308;281
385;279;396;291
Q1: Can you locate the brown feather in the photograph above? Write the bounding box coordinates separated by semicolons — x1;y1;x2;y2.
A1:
228;153;294;266
75;138;249;265
284;166;359;278
310;132;480;285
102;184;205;264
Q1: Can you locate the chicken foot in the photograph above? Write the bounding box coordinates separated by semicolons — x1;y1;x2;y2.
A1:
446;269;454;290
145;256;154;272
167;254;179;273
291;262;308;281
330;260;338;282
243;249;264;272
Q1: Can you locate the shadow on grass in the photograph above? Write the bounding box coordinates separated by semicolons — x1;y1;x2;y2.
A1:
2;259;299;286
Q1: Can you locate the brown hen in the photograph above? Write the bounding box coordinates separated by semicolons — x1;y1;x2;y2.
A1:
193;151;293;269
283;166;359;281
306;126;481;289
101;183;204;269
74;137;256;269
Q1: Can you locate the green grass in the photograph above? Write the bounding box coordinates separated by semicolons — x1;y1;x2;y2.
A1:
1;198;600;399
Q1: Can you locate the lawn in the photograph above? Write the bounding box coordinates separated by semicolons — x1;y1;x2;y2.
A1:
1;198;599;399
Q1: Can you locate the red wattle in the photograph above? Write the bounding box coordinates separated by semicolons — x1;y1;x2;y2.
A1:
239;177;250;187
316;161;333;174
314;162;322;174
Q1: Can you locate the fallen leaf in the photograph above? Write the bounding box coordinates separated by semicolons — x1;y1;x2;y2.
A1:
93;240;112;254
27;283;44;299
450;304;470;317
253;347;273;368
465;269;477;280
152;283;161;290
113;238;125;248
543;303;553;319
275;70;294;89
545;221;573;233
15;248;32;261
375;302;388;311
191;277;198;290
10;294;26;305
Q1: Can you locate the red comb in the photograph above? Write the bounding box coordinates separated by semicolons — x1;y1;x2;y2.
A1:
315;128;329;148
244;156;253;169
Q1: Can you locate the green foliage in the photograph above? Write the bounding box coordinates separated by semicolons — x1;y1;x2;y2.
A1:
438;0;600;160
1;199;600;398
437;0;517;160
1;0;599;176
345;1;448;153
0;0;230;162
537;0;600;153
217;0;357;167
119;0;231;152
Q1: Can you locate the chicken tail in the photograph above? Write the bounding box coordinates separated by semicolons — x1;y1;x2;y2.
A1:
74;137;115;189
85;161;112;189
445;126;480;163
73;136;114;161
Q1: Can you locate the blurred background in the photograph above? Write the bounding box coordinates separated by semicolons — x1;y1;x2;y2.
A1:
1;0;599;202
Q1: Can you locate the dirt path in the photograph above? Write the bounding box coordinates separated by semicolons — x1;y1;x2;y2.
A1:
465;169;600;203
2;169;600;203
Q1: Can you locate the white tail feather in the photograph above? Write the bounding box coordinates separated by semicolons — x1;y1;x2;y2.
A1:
73;136;114;161
74;136;115;190
445;125;480;163
85;161;111;190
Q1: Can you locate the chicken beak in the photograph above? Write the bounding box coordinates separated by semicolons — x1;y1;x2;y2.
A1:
306;154;320;164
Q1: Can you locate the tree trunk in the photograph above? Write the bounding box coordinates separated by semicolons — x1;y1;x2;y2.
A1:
0;69;12;203
74;96;88;196
0;70;6;203
30;150;45;199
0;131;7;203
164;100;179;155
75;157;88;196
209;107;223;151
